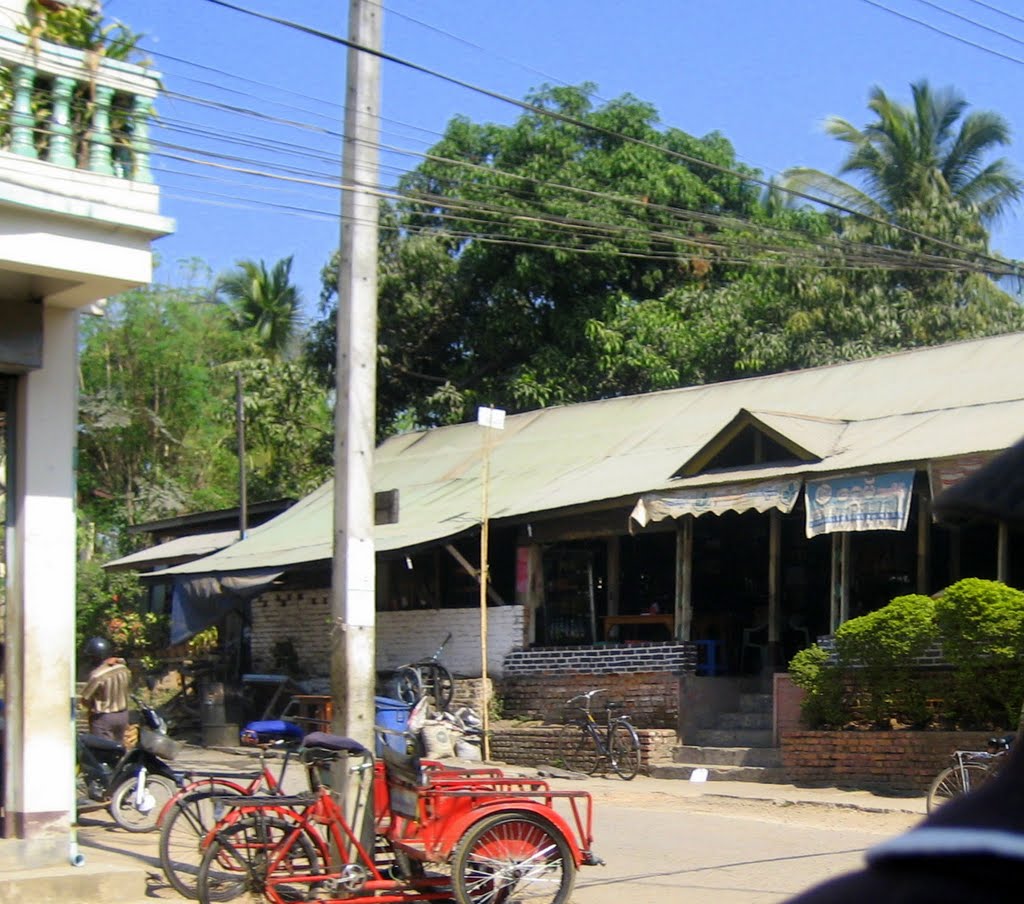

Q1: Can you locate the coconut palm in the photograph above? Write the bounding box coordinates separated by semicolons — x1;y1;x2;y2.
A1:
784;80;1023;243
217;256;304;358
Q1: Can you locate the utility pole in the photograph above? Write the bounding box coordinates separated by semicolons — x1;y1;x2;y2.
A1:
331;0;382;745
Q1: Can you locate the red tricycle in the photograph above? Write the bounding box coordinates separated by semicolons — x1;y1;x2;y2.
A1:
196;732;601;904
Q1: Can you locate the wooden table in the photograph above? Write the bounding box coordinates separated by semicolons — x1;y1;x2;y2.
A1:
602;614;675;641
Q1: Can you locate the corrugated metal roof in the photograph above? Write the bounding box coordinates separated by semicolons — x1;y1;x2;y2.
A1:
104;530;241;572
159;332;1024;576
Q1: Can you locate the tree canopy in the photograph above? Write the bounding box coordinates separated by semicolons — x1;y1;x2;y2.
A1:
77;274;331;545
309;83;1024;437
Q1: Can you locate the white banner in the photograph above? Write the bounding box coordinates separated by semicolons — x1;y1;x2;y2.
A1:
805;471;915;538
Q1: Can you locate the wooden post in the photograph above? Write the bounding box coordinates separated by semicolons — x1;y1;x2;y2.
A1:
840;533;851;625
998;521;1010;583
916;492;931;594
675;515;693;641
768;510;781;653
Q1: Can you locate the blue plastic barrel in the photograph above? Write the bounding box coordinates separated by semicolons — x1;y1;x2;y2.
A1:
374;696;412;755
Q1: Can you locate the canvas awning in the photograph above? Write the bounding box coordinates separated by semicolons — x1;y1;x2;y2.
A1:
629;477;803;528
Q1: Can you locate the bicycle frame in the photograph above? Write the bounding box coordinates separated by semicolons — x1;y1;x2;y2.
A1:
197;737;600;904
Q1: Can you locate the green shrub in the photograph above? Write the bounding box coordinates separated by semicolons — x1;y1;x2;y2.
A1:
934;578;1024;728
788;644;846;728
834;594;936;726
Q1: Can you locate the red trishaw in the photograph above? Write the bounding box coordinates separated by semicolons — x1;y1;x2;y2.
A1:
195;732;601;904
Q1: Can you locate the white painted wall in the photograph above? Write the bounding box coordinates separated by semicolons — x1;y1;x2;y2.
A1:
250;588;526;680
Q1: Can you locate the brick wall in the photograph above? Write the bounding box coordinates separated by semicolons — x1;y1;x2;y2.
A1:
500;671;680;729
782;730;998;792
250;590;525;678
489;725;677;772
503;642;695;675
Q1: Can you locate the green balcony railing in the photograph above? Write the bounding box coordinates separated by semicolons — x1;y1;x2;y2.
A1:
1;28;159;182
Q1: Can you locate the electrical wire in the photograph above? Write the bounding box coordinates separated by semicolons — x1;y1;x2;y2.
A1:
198;0;1019;273
861;0;1024;64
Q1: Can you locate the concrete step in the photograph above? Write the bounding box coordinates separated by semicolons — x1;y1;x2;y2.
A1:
649;762;788;783
0;859;145;904
717;711;772;730
672;745;782;768
692;728;775;748
738;693;773;713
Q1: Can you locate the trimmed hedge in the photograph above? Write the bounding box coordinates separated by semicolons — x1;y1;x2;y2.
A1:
789;579;1024;730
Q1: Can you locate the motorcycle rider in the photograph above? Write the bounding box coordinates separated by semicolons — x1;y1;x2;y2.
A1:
80;637;131;743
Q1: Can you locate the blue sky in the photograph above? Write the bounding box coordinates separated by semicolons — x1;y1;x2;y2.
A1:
110;0;1024;314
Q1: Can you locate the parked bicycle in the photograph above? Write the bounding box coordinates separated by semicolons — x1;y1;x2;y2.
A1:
158;741;298;899
391;632;455;710
195;732;601;904
926;734;1014;813
559;688;641;781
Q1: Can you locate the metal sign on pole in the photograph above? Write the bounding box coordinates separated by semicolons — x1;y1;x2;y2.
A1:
477;405;505;761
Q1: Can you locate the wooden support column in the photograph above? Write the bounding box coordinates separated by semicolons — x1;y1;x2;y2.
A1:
767;510;781;672
949;526;961;583
916;492;931;595
768;510;781;643
675;515;694;641
840;533;851;625
830;534;841;633
606;536;621;617
998;521;1010;583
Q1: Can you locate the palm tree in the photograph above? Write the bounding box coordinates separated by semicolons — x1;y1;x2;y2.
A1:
217;256;304;358
784;80;1023;243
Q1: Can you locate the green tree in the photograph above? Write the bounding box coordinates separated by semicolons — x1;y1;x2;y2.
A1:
217;256;304;359
77;276;330;543
785;80;1023;240
312;85;781;434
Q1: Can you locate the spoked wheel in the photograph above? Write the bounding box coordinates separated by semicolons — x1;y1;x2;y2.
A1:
198;814;321;904
927;762;991;813
451;812;575;904
392;666;423;705
557;723;599;775
425;664;455;711
609;722;641;781
160;785;246;898
109;774;179;833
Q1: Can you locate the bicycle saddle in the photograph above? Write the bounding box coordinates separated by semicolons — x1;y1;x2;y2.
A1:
301;732;369;756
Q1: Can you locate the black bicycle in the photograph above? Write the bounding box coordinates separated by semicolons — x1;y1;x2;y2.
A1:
391;633;455;710
559;688;641;780
926;734;1013;812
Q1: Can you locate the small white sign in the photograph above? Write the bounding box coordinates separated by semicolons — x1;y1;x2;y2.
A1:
689;767;709;783
477;406;506;430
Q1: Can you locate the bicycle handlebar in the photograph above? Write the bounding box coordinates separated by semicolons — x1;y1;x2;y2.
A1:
566;689;607;707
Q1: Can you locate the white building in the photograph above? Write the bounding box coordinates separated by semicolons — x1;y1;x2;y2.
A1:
0;0;172;866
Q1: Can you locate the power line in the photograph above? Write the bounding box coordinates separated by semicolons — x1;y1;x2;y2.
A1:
861;0;1024;64
965;0;1024;29
910;0;1024;49
200;0;1017;273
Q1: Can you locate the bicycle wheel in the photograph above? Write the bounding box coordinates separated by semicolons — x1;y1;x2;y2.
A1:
109;774;179;833
926;762;991;813
426;664;455;711
198;813;320;904
160;786;245;899
557;722;599;775
609;721;641;781
451;811;575;904
392;666;423;705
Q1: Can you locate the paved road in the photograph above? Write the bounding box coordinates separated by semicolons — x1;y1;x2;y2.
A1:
75;750;926;904
574;790;917;903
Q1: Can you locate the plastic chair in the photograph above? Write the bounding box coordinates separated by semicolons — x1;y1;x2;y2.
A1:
741;625;769;673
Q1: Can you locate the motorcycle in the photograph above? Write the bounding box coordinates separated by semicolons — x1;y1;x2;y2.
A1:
77;693;187;832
